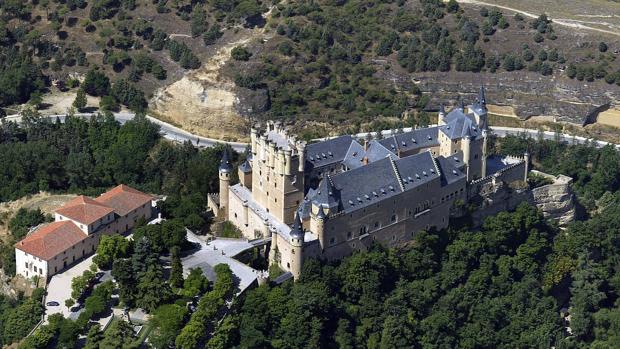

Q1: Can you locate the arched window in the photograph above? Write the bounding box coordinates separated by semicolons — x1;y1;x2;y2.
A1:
391;214;397;223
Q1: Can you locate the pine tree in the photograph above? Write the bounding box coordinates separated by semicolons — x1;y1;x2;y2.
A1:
73;88;87;111
170;246;184;288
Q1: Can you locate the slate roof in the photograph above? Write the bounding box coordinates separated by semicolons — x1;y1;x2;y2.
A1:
306;135;354;169
436;155;467;185
321;151;448;213
95;184;153;217
15;221;87;260
341;140;366;170
331;157;401;213
379;127;440;154
440;109;481;140
239;159;252;173
395;151;441;190
312;173;341;211
55;196;114;225
219;148;232;172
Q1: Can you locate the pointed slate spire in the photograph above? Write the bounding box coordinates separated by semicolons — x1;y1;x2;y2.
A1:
439;104;446;115
290;211;304;239
478;85;486;106
219;147;232;173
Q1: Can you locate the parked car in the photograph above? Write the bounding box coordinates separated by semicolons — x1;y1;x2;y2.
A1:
46;301;60;306
95;272;105;280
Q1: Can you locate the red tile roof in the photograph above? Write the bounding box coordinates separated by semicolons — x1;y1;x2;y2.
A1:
95;185;153;217
15;221;87;260
55;196;115;225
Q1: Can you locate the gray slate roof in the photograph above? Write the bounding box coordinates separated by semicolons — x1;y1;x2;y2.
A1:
219;148;232;172
440;109;481;140
436;155;467;185
395;151;440;191
319;151;449;214
306;135;354;169
379;127;440;153
239;159;252;173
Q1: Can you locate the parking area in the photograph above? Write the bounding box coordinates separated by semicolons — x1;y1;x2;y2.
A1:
45;255;95;321
44;255;111;325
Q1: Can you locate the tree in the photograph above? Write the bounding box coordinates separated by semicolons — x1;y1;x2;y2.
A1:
446;0;459;13
231;46;252;61
135;266;173;312
149;304;188;349
73;88;87;111
93;234;131;269
84;324;104;349
169;246;184;288
99;320;135;348
3;298;44;344
380;315;417;349
9;208;48;240
99;95;120;112
182;268;210;297
82;69;110;96
598;41;608;53
112;258;136;307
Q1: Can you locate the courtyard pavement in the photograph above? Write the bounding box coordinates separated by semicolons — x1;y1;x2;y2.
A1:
181;231;265;294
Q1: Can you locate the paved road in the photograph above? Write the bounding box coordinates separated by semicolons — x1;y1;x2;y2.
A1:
5;112;618;152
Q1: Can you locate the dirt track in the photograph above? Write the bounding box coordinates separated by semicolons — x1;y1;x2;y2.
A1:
453;0;620;37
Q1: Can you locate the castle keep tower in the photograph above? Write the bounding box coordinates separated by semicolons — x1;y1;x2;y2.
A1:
249;121;305;225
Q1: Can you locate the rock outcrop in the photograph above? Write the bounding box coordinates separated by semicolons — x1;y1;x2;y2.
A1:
381;69;619;126
468;170;576;226
530;173;576;225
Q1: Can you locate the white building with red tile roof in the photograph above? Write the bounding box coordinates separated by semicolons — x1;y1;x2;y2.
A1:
15;185;155;280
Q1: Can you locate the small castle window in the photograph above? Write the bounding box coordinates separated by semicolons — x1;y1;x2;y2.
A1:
347;231;352;239
329;237;336;245
374;221;380;228
391;214;397;222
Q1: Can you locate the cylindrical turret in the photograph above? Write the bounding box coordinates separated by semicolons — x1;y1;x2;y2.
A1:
218;148;232;219
482;129;489;178
437;104;446;126
260;134;267;162
310;206;326;250
269;142;276;168
289;213;305;279
284;150;292;175
462;135;472;181
250;127;258;156
524;152;530;182
297;141;306;172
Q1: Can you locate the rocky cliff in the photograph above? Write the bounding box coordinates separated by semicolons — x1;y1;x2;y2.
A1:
382;69;618;125
530;173;576;225
468;171;576;226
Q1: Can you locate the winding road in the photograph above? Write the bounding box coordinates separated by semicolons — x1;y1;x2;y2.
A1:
3;112;619;152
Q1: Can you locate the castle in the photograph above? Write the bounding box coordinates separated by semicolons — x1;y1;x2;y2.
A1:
209;88;529;279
